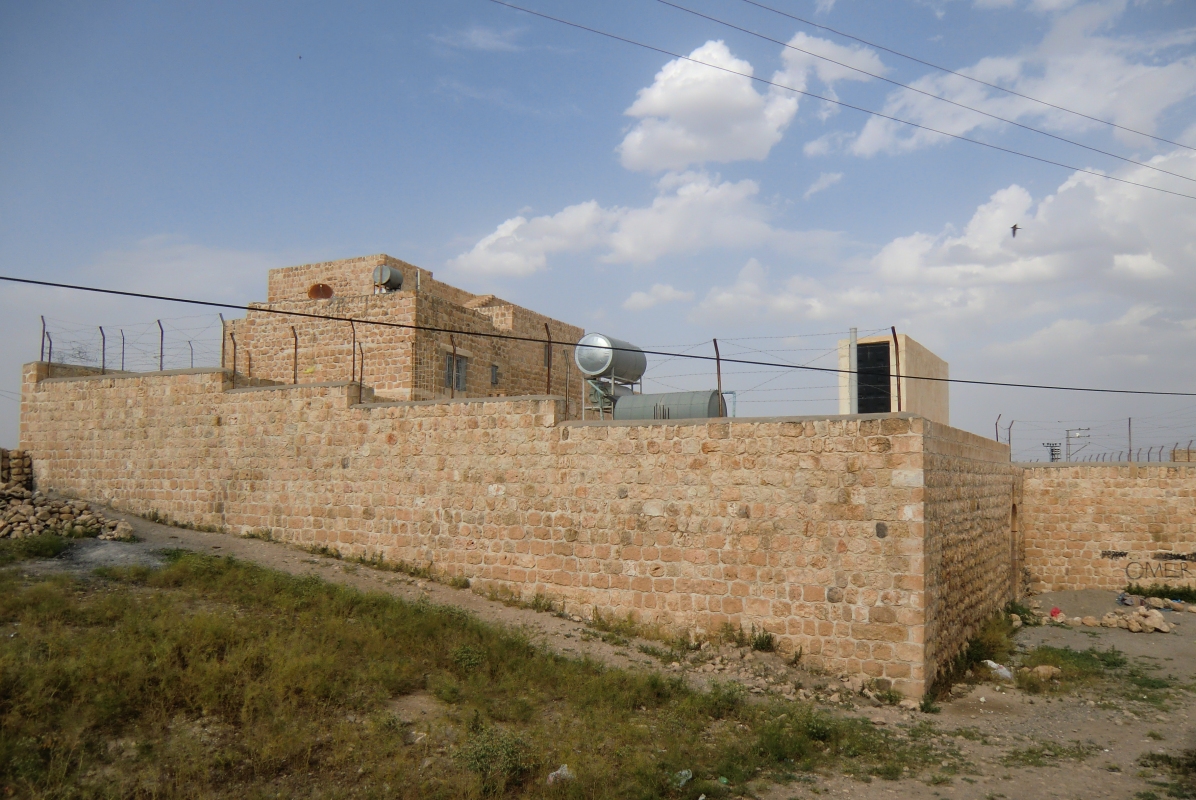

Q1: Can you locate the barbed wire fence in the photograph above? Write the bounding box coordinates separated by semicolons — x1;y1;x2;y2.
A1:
23;314;1196;459
38;314;224;375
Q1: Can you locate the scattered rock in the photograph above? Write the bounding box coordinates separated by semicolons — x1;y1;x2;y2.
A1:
547;765;575;785
898;699;920;711
1031;665;1061;680
1010;613;1022;629
1081;616;1099;627
1146;597;1166;610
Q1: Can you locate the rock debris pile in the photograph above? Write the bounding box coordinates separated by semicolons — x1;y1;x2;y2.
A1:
1024;596;1193;634
1;483;134;541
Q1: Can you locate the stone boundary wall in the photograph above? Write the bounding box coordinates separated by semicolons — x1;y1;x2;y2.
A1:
0;449;32;489
922;426;1018;687
19;364;1024;696
1020;463;1196;592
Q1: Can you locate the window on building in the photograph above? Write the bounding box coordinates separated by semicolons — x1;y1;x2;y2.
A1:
490;364;500;385
445;353;467;392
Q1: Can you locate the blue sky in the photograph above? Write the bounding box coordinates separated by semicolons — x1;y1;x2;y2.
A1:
2;0;1195;458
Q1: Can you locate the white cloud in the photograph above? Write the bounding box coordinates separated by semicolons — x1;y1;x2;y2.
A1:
450;171;831;276
1111;252;1170;279
847;3;1196;156
618;41;799;172
803;172;844;199
622;284;695;311
693;148;1196;351
430;26;524;52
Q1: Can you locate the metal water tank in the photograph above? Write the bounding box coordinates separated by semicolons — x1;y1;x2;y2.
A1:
574;333;647;383
372;265;404;291
612;390;725;421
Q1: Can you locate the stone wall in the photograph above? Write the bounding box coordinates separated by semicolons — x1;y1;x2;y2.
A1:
1021;463;1196;592
19;365;1028;695
0;448;32;489
922;425;1017;686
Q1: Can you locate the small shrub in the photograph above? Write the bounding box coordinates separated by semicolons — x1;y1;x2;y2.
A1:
920;696;941;714
717;622;750;648
528;594;555;613
1126;583;1196;604
452;644;485;672
750;626;776;652
0;534;70;566
457;725;536;793
448;575;470;589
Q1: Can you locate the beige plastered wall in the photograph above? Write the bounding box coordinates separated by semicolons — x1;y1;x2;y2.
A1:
838;334;949;426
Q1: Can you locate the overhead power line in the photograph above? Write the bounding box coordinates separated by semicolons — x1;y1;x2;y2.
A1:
655;0;1196;186
4;274;1196;398
483;0;1196;202
735;0;1196;153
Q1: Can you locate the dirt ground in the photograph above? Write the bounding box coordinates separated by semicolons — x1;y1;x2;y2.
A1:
16;503;1196;799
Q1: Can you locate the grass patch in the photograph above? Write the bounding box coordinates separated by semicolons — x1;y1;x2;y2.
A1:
927;606;1017;699
0;553;957;797
0;533;71;566
1127;583;1196;604
1138;750;1196;799
1001;741;1096;768
1016;646;1125;693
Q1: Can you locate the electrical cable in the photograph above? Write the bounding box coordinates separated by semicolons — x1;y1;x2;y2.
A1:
482;0;1196;202
734;0;1196;153
6;273;1196;397
654;0;1196;185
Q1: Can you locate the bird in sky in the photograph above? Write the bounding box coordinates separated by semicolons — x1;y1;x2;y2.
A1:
1011;224;1020;238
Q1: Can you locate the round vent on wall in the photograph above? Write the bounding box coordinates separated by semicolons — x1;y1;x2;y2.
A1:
307;283;334;299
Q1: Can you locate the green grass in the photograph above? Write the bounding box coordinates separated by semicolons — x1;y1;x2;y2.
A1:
1138;750;1196;799
1000;741;1095;768
1016;646;1126;693
0;553;956;798
0;533;71;566
1126;583;1196;604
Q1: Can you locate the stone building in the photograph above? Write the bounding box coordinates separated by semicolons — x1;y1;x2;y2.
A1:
224;254;584;406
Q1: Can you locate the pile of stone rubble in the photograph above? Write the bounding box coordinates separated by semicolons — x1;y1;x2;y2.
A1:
1019;596;1194;634
1;482;134;541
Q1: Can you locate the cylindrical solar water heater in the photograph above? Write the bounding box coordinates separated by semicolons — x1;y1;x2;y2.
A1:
612;390;724;421
372;264;404;291
574;333;646;383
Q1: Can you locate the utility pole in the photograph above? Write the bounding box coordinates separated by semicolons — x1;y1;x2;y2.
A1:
1065;428;1090;462
848;327;858;413
1128;418;1132;462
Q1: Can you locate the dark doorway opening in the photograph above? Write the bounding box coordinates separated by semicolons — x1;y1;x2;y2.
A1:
857;342;891;414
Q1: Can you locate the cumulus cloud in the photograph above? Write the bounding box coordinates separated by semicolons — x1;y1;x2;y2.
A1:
803;172;843;199
848;3;1196;156
693;147;1196;352
449;171;828;276
618;41;799;172
616;34;885;172
622;284;695;311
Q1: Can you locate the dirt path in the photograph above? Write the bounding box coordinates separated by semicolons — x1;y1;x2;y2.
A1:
26;504;1196;799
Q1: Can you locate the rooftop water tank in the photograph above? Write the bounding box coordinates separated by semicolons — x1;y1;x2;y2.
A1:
612;390;725;421
574;333;647;383
372;265;404;291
